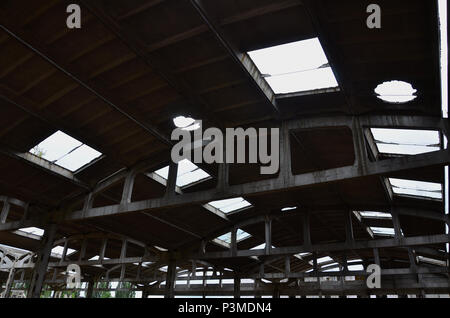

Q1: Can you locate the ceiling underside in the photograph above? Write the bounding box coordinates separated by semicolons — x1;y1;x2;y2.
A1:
0;0;448;287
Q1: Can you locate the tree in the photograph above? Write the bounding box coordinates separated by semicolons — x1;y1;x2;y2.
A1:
115;282;135;298
94;281;111;298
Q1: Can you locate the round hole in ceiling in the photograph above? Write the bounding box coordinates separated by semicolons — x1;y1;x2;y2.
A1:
374;80;417;104
173;116;200;131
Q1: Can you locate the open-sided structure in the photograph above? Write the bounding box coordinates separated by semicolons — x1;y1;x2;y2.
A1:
0;0;449;298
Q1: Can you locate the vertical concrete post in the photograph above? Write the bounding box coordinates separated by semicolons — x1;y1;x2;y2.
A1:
265;216;272;255
164;260;176;298
0;199;10;224
233;274;240;299
344;210;354;242
27;223;57;298
3;265;16;298
272;284;280;298
86;279;95;298
165;163;178;198
302;211;311;246
230;227;237;257
121;171;136;204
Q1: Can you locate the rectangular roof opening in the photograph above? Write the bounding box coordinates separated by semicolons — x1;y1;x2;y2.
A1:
216;229;251;244
17;227;45;237
359;211;392;219
154;159;211;188
206;197;252;214
370;128;440;155
29;130;102;172
51;246;77;258
247;38;338;94
388;178;442;200
370;227;395;237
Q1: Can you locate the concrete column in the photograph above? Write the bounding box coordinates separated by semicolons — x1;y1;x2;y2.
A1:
254;279;261;298
233;275;240;299
3;266;16;298
265;217;272;255
86;279;95;298
272;284;280;298
27;223;57;298
302;211;311;246
165;163;178;198
164;260;176;298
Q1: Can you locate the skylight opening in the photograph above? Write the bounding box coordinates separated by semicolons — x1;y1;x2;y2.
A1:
154;158;211;188
370;227;395;237
29;131;102;172
88;255;111;261
294;252;311;260
370;128;440;155
374;80;417;103
206;197;252;214
216;229;251;244
51;246;77;258
250;243;275;250
173;116;200;131
17;227;44;236
247;38;338;94
358;211;392;219
388;178;443;200
281;206;297;212
308;256;333;265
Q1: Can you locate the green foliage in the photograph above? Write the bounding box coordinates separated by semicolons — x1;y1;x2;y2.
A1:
94;281;111;298
115;282;136;298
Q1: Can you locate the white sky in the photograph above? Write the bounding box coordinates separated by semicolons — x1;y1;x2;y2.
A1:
374;80;417;103
207;197;252;214
248;38;338;94
217;229;251;243
389;178;442;200
371;128;440;155
29;130;102;172
154;158;210;188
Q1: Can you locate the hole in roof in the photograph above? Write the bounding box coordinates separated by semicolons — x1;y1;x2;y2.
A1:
88;255;110;261
281;206;297;212
29;131;102;172
308;256;333;265
374;80;417;103
247;38;338;94
388;178;442;200
17;227;45;236
370;227;395;237
206;197;252;214
417;255;446;267
153;245;168;252
294;252;311;260
216;229;251;244
154;158;211;188
358;211;392;219
250;243;275;250
51;246;77;258
173;116;200;131
370;128;440;155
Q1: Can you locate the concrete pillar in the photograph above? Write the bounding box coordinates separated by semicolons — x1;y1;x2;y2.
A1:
164;260;176;298
254;279;261;298
272;284;280;299
27;223;57;298
233;275;240;299
86;279;95;298
3;266;16;298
